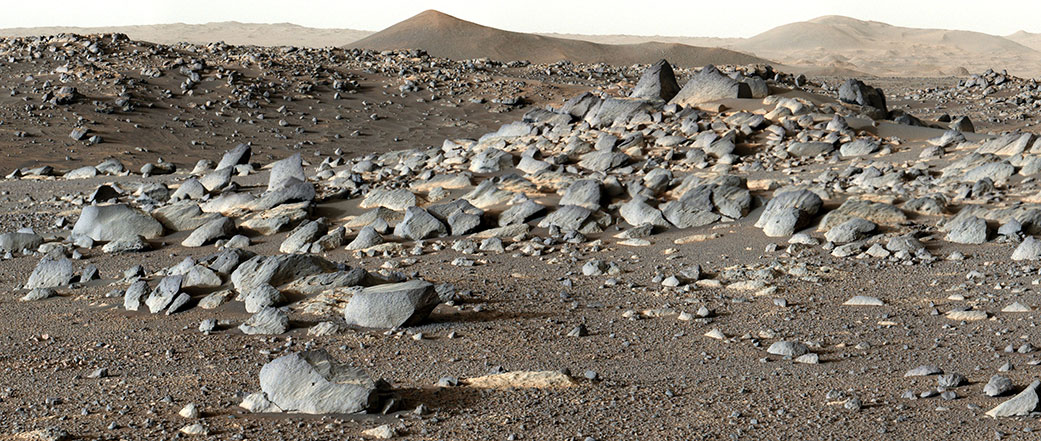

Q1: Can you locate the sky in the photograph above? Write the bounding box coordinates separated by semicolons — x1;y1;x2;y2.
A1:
3;0;1041;38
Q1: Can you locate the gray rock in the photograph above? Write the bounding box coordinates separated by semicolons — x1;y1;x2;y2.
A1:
101;236;149;253
755;190;823;237
767;341;809;357
152;203;219;232
360;188;417;212
239;307;289;335
839;139;880;157
938;373;967;388
669;65;751;106
145;275;183;313
72;204;164;241
0;232;43;254
259;350;376;414
171;178;206;201
20;287;56;301
630;59;680;102
268;153;306;191
824;218;877;244
182;216;235;247
342;280;439;328
183;265;222;289
498;200;545;227
712;185;751;219
945;215;988;244
428;199;484;236
280;219;327;253
838;79;887;114
244;284;285;313
123;280;148;311
904;365;943;377
537;205;594;231
469;148;514;173
787;141;834;157
577;150;629;172
230;254;338;294
393;207;446;240
986;380;1040;418
619;197;670;228
985;375;1014;397
346;226;384;250
586;97;654;128
199;166;233;192
1012;236;1041;260
251;179;315;211
217;144;251;170
25;258;74;289
559;180;602;210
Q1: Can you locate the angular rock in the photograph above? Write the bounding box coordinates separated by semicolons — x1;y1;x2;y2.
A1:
259;350;376;414
342;280;439;328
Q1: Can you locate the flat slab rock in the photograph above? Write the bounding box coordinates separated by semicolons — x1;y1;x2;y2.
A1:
459;371;576;389
258;350;376;414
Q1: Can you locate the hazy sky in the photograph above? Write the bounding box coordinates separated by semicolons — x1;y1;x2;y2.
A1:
5;0;1041;37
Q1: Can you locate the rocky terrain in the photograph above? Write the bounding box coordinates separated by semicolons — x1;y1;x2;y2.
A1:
6;25;1041;441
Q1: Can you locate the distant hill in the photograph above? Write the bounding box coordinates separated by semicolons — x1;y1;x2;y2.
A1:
1007;30;1041;52
350;10;770;67
732;16;1041;77
0;22;372;47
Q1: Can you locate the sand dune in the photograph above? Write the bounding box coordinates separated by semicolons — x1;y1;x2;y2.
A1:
0;22;372;47
350;10;769;67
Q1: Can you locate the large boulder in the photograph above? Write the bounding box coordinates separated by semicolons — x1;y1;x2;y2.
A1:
25;258;74;289
268;153;306;191
754;190;824;237
217;143;252;170
838;79;887;114
259;350;377;414
231;254;339;294
393;207;447;240
342;280;439;328
72;204;164;241
630;59;680;102
669;65;752;107
0;232;43;254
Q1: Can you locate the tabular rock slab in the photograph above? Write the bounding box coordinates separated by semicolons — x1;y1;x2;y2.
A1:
342;280;439;328
250;179;315;211
153;203;219;231
239;307;289;335
231;254;339;294
630;59;680;102
946;309;988;321
669;65;751;106
393;207;446;240
755;190;823;237
199;166;233;192
538;205;594;230
1012;236;1041;260
766;341;808;357
787;141;834;157
460;371;576;389
818;198;907;231
73;204;164;241
182;216;235;247
259;350;376;414
428;199;484;236
824;218;877;244
586;97;654;128
843;295;884;306
839;139;880;157
986;380;1040;418
360;188;417;211
904;365;943;377
25;258;74;289
1003;302;1031;313
183;265;222;289
0;232;42;254
945;215;988;244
